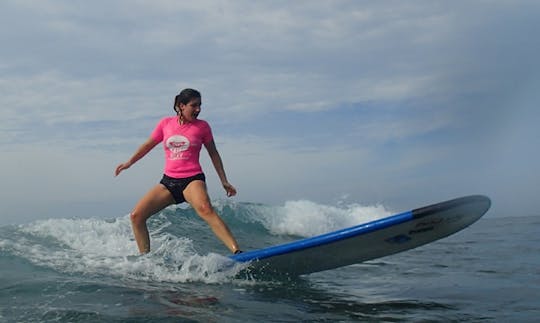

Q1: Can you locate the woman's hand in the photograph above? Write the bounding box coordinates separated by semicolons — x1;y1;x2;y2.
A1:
115;137;158;177
223;182;237;197
115;162;132;176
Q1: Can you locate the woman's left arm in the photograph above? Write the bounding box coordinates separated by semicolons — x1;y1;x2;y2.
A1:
204;139;237;197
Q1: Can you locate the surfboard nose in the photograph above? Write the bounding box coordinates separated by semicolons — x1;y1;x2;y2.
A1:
412;195;491;220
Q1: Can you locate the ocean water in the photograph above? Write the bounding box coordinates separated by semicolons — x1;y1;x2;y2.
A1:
1;199;539;322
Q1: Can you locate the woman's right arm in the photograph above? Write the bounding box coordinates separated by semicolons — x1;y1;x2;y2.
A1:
115;137;159;176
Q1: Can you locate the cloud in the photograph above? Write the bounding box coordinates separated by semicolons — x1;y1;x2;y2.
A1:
1;1;539;223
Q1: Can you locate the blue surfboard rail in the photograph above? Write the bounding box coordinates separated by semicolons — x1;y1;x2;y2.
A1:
230;195;490;263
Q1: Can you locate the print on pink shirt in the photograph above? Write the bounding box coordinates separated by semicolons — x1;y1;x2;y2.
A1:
166;135;191;160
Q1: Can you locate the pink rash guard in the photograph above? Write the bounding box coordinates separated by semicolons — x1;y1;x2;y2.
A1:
150;116;213;178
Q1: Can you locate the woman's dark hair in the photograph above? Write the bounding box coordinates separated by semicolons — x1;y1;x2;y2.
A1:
173;88;201;113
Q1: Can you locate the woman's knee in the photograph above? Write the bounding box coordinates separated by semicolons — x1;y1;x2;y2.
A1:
194;202;215;219
130;210;148;226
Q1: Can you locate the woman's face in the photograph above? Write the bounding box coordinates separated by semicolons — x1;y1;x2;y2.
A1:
179;98;201;122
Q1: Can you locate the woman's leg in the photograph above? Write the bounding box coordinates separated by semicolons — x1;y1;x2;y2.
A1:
183;180;240;253
130;184;175;254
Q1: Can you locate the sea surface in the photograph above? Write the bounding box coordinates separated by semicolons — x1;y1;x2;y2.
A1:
1;199;539;322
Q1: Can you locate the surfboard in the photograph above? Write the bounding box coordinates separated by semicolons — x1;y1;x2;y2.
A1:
230;195;491;277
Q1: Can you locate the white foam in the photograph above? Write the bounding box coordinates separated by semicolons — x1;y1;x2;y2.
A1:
12;215;246;284
3;199;392;282
262;200;392;237
23;215;136;256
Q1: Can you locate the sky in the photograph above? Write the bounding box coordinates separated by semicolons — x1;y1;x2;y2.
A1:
1;1;539;224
